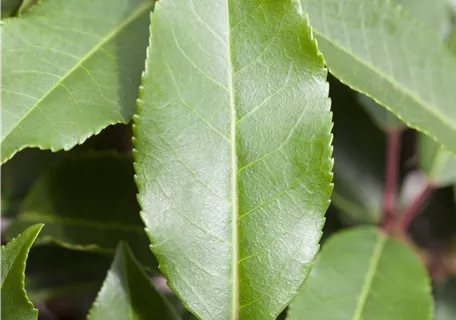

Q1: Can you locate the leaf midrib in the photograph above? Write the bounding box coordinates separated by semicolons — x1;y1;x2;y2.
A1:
352;232;386;320
226;0;239;318
312;29;456;132
2;1;153;143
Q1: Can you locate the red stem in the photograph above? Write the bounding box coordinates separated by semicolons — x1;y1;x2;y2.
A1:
399;183;434;231
382;129;401;228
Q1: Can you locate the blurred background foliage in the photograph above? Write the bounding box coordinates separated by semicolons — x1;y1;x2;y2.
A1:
2;0;456;319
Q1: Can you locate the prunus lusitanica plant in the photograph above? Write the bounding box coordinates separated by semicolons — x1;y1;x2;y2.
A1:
2;0;456;319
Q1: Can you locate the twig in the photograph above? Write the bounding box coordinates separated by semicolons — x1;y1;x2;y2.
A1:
382;129;401;231
399;183;434;231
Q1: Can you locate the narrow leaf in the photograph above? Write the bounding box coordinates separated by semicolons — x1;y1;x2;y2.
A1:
17;0;37;15
1;0;152;163
418;134;456;187
1;0;22;18
5;152;154;266
88;242;179;320
133;0;333;318
301;0;456;153
288;227;432;320
1;224;43;320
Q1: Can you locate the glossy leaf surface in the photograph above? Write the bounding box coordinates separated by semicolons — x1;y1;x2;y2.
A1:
88;242;179;320
5;153;153;265
1;0;152;163
1;224;43;320
288;227;432;320
133;0;333;318
301;0;456;153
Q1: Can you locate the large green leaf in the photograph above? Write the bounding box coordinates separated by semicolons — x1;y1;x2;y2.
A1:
301;0;456;153
288;227;432;320
88;242;179;320
396;0;451;37
0;0;152;163
133;0;333;318
1;224;43;320
4;152;154;266
418;134;456;187
355;0;450;133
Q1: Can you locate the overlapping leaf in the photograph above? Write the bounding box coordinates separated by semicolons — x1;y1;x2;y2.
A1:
133;0;333;318
1;0;152;163
88;242;179;320
301;0;456;153
288;227;432;320
1;0;22;18
5;152;154;266
1;224;43;320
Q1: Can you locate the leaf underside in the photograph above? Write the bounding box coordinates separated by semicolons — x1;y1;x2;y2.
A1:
288;227;432;320
1;224;43;320
1;0;152;163
133;0;333;319
88;242;179;320
301;0;456;154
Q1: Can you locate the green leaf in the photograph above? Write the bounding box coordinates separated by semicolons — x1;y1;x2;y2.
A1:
417;20;456;188
330;78;384;223
1;224;43;320
5;152;154;266
288;227;432;320
88;242;180;320
133;0;333;318
25;245;111;302
354;0;450;133
1;0;22;18
17;0;37;15
301;0;456;153
395;0;451;37
418;134;456;187
0;0;152;163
